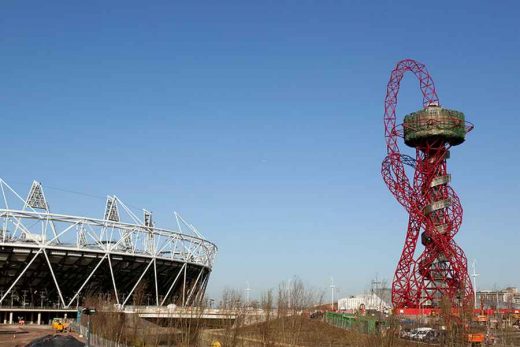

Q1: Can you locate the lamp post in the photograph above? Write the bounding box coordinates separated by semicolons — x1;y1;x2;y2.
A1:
287;279;291;310
245;282;251;307
471;259;480;308
330;277;336;311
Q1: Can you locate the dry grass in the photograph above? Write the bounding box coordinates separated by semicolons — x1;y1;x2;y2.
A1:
203;315;423;347
78;279;451;346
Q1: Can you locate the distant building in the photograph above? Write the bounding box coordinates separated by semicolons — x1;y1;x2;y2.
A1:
337;293;391;313
477;287;520;309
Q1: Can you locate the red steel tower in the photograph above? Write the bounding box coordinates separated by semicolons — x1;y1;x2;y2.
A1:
382;59;474;309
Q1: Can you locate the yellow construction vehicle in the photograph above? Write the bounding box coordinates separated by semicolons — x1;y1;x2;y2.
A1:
51;318;69;333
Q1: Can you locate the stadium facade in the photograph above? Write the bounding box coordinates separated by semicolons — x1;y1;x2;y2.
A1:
0;179;217;323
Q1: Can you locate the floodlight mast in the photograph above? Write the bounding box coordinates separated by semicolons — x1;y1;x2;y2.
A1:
382;59;474;309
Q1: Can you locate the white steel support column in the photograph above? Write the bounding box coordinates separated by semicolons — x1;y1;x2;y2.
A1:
122;258;154;306
43;250;66;308
0;249;42;304
67;254;107;308
153;258;159;306
182;264;187;306
107;255;120;305
160;263;186;306
185;267;204;306
194;273;209;305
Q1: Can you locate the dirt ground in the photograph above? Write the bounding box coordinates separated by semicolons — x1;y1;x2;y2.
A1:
0;325;85;347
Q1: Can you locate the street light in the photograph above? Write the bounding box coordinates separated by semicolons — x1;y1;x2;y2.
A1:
330;277;336;311
471;259;480;309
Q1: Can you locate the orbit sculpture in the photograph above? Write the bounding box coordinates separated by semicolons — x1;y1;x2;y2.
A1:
382;59;474;309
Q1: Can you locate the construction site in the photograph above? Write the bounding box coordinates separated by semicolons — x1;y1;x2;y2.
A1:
0;58;517;347
2;2;520;346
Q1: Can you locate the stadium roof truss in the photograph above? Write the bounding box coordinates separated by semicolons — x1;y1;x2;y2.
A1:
0;179;217;308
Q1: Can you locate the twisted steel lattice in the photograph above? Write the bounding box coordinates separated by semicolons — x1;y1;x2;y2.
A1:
382;59;473;308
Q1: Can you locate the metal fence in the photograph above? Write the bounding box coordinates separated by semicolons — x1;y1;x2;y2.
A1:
78;324;129;347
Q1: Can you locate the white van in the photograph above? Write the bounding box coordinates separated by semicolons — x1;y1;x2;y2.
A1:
410;327;434;340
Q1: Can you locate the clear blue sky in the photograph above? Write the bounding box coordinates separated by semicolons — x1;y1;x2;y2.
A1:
1;1;518;300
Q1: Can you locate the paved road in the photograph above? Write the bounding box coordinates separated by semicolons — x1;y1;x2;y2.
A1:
0;325;85;347
26;334;84;347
